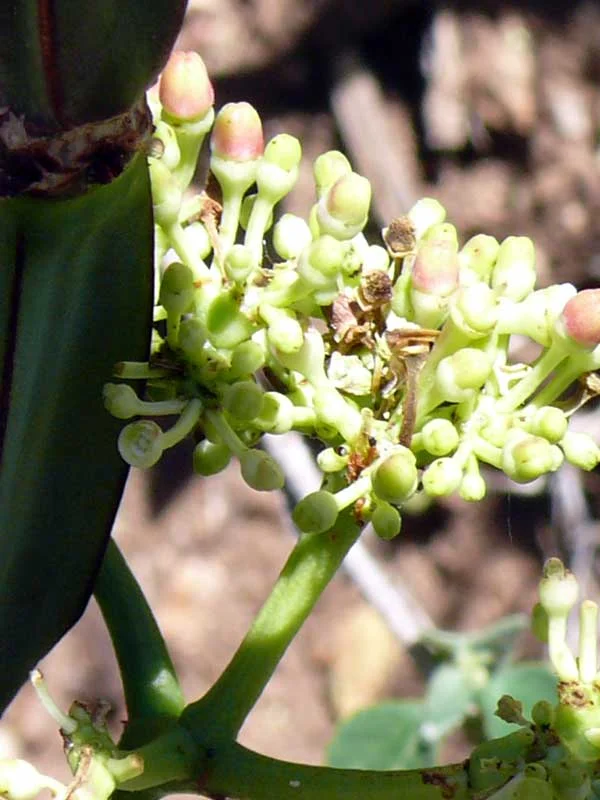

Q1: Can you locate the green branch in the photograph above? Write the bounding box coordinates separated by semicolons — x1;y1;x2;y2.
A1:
181;509;361;741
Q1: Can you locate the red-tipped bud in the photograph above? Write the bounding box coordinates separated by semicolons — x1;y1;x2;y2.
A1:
159;51;214;122
560;289;600;348
210;102;264;161
411;239;459;296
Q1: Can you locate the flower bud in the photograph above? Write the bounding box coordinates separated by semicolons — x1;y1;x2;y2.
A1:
407;198;446;240
297;235;345;291
560;431;600;471
558;289;600;349
538;558;578;618
458;234;499;285
255;134;302;203
211;102;264;161
371;502;402;540
317;172;372;240
159;51;214;122
459;471;486;502
435;349;492;402
423;222;458;247
317;447;349;473
149;158;183;227
239;449;284;491
313;151;352;195
371;449;418;505
224;244;254;284
254;392;294;434
491;236;536;301
206;294;255;348
159;262;195;316
223;381;264;421
153;120;181;170
411;237;459;296
184;221;213;260
103;384;141;419
496;284;576;346
179;318;206;363
262;305;304;353
502;432;560;483
420;419;459;456
229;340;266;378
273;214;312;260
527;406;568;444
0;759;61;800
422;457;463;497
193;440;232;476
292;491;339;533
450;282;498;337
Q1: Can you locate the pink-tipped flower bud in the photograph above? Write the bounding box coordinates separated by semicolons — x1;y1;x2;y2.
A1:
210;102;264;161
559;289;600;349
411;238;460;297
159;51;214;122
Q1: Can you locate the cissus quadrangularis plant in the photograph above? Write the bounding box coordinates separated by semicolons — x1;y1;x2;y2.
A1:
0;0;186;711
5;25;600;800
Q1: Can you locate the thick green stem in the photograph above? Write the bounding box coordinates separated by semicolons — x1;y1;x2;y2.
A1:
201;742;470;800
181;509;361;741
94;539;184;725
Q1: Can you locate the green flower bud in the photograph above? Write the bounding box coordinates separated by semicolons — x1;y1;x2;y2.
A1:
423;222;458;246
224;244;254;284
407;198;446;240
254;134;301;204
118;420;164;469
239;449;284;491
262;305;304;353
292;490;339;533
558;288;600;349
317;172;371;240
159;262;195;316
561;431;600;471
184;221;213;261
254;392;294;434
153;120;181;170
422;457;463;497
363;244;390;272
273;214;312;260
159;51;214;123
297;235;345;289
149;157;183;227
420;419;459;456
548;759;590;793
193;440;232;476
313;151;352;196
450;282;498;337
317;447;349;473
502;432;559;483
435;348;492;402
103;384;141;419
313;387;363;443
206;294;255;348
531;699;553;726
459;470;486;502
229;340;266;378
371;502;402;540
538;558;578;618
458;234;499;285
223;381;264;421
491;236;536;301
371;449;418;505
179;318;206;363
528;406;568;443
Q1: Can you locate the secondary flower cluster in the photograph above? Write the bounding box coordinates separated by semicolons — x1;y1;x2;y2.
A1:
104;50;600;539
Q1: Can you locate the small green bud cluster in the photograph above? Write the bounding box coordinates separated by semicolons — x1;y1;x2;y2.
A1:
105;52;600;532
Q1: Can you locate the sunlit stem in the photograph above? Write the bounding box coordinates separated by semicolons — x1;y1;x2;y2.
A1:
579;600;598;684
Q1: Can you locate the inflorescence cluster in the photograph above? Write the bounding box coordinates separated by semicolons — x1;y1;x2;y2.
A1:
104;50;600;539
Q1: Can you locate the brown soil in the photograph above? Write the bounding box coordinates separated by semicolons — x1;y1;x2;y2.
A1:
3;0;600;789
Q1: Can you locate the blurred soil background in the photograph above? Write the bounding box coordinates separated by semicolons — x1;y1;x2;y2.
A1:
3;0;600;787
